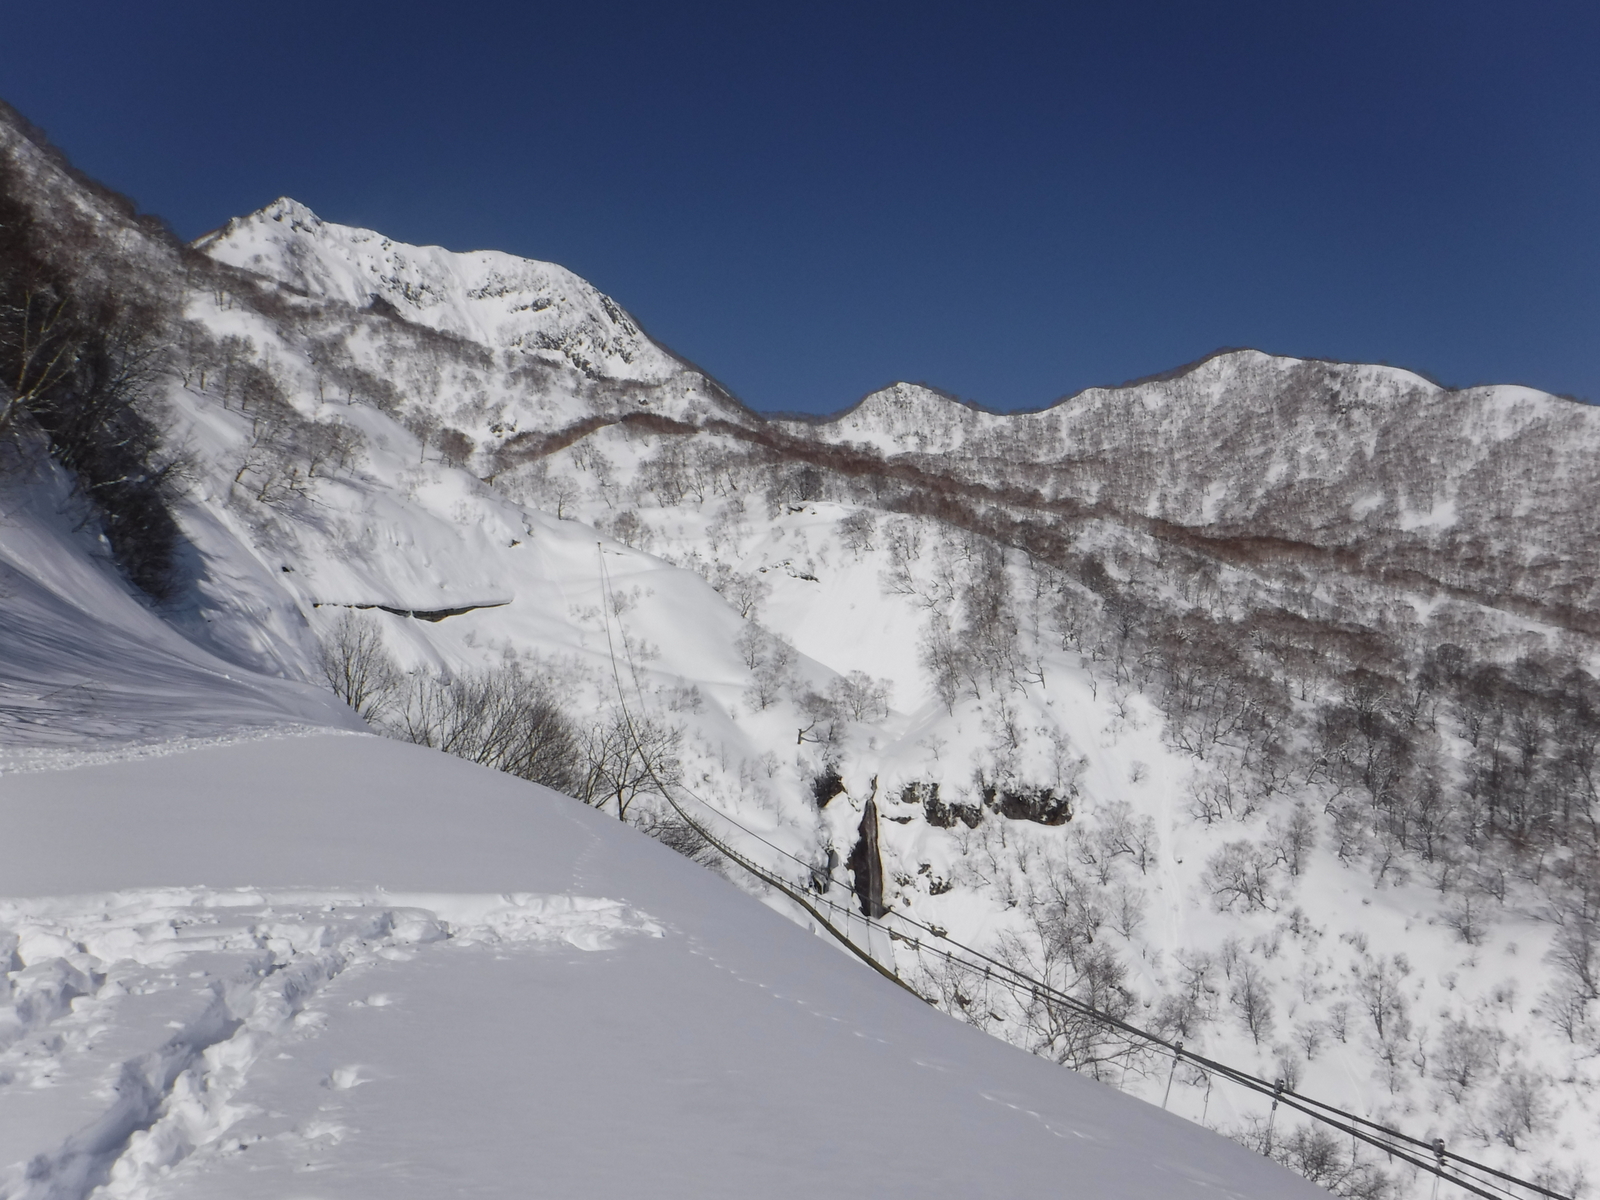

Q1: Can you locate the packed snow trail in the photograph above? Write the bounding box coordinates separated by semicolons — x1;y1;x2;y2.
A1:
0;734;1324;1199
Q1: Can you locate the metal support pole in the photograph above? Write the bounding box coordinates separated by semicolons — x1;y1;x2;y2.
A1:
1162;1041;1185;1110
1264;1078;1284;1157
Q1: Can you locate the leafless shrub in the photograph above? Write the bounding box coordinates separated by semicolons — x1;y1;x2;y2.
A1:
388;663;582;794
577;708;683;819
1205;840;1277;912
318;611;402;722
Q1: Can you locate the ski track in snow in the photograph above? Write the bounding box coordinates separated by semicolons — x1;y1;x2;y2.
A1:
0;889;662;1200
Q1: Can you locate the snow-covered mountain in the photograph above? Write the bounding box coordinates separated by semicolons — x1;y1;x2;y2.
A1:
196;197;691;388
3;100;1597;1200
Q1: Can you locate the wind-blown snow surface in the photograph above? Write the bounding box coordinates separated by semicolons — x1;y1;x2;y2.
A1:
0;735;1322;1200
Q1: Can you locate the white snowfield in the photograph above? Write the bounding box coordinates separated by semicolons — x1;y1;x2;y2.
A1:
0;735;1322;1200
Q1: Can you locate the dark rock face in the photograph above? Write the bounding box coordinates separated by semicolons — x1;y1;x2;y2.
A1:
982;783;1073;826
812;763;845;807
908;782;982;829
847;799;887;918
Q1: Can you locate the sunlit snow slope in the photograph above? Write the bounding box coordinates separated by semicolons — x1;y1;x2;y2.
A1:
0;448;359;751
0;735;1322;1200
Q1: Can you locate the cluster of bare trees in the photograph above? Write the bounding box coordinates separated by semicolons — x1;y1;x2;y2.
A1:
0;156;182;597
1255;1123;1394;1200
318;613;579;790
590;413;1600;1086
1029;536;1600;1049
989;848;1150;1080
317;613;692;842
736;623;796;711
173;330;375;508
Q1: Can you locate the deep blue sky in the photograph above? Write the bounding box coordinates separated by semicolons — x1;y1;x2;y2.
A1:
4;2;1596;411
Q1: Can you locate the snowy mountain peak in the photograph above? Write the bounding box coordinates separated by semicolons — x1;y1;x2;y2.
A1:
196;198;684;386
252;194;326;233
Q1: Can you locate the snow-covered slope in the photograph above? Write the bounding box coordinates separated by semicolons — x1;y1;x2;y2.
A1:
0;734;1322;1200
0;443;358;753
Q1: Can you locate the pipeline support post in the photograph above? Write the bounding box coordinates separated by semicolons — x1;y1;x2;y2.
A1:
1162;1041;1184;1110
1264;1078;1284;1157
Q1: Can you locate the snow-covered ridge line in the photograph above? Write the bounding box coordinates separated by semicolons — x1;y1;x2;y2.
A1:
789;353;1596;460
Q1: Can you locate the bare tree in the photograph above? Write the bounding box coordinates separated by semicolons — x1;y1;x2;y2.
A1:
837;509;876;558
318;611;403;722
1229;960;1275;1044
741;627;796;711
1270;803;1317;876
436;426;474;468
828;670;892;721
578;708;682;819
390;663;582;793
1205;840;1277;912
302;419;366;476
708;562;770;619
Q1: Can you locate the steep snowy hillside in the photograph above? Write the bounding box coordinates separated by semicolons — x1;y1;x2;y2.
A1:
0;440;358;752
790;359;1600;628
0;734;1325;1200
3;98;1597;1200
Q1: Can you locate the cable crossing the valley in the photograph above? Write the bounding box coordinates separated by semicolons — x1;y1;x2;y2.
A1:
593;544;1571;1200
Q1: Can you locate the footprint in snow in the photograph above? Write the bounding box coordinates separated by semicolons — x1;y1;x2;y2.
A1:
325;1064;367;1090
